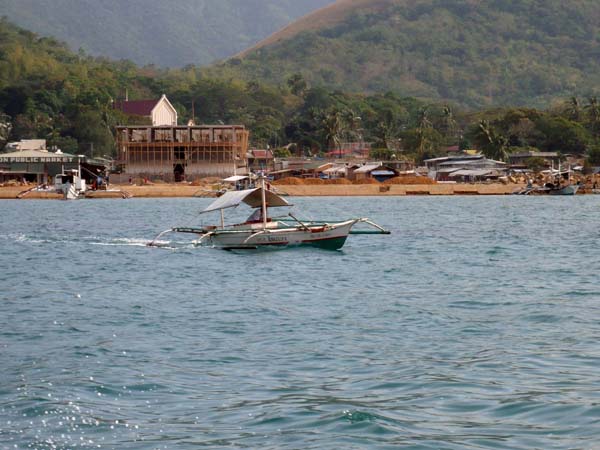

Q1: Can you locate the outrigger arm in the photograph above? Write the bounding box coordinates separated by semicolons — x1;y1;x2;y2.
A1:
349;218;391;235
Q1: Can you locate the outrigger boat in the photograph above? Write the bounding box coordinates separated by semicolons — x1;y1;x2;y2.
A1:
149;176;390;250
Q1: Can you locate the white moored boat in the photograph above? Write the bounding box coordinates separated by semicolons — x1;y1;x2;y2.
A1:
149;176;390;250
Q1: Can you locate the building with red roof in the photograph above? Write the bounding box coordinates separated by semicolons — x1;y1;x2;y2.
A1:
114;94;177;126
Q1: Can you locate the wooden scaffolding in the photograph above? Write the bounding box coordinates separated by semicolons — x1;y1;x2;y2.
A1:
116;125;250;181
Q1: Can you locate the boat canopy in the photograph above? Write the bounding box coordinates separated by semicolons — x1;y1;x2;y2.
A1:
222;175;249;182
201;188;290;213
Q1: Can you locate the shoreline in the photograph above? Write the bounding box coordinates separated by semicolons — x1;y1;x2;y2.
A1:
0;183;529;199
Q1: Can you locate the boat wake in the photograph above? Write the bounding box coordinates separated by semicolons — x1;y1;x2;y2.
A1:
1;232;192;250
90;237;157;248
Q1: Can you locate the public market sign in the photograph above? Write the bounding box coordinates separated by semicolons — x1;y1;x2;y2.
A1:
0;156;75;163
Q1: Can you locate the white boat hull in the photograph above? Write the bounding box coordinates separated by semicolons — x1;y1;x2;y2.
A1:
205;220;358;250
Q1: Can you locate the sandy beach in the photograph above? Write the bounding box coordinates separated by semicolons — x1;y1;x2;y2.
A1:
0;182;527;199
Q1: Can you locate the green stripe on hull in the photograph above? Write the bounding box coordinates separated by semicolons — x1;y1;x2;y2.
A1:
222;236;348;251
301;236;348;250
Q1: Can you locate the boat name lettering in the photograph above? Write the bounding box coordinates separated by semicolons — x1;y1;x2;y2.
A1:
266;236;287;242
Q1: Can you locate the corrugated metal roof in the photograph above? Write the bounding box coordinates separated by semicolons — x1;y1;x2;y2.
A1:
322;166;347;174
449;169;494;177
510;151;558;158
251;149;273;159
439;159;506;167
0;150;79;161
354;164;382;173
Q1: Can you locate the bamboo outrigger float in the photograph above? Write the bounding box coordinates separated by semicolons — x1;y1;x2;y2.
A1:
149;175;390;250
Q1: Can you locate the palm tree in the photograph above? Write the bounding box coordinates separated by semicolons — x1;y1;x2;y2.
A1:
442;105;457;142
586;96;600;136
320;109;344;156
417;107;432;155
566;96;581;121
476;120;509;162
373;119;397;151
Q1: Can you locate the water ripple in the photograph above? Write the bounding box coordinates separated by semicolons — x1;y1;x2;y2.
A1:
1;197;600;448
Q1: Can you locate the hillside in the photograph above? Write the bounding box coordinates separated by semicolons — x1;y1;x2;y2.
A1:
0;0;334;67
2;17;600;167
220;0;600;107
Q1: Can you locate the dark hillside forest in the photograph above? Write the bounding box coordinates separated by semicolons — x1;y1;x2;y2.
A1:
218;0;600;108
2;18;600;166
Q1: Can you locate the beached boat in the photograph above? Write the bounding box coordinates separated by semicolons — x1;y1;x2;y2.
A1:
149;176;390;250
514;182;580;196
55;168;87;200
513;164;580;196
546;182;579;195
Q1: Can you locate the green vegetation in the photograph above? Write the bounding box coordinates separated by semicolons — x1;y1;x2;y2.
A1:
214;0;600;108
2;19;600;167
0;0;334;66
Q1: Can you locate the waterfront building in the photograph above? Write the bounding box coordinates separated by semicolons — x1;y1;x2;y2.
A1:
326;142;371;158
424;154;507;181
114;95;250;181
508;151;559;168
5;139;47;152
349;163;399;182
0;146;105;184
247;148;274;172
115;124;249;181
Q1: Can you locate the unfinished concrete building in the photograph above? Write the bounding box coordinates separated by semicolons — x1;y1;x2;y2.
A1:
116;125;250;181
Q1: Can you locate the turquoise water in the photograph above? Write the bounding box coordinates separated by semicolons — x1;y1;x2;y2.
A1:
1;196;600;449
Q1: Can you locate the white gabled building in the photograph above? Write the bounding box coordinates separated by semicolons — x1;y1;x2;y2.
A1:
114;94;178;126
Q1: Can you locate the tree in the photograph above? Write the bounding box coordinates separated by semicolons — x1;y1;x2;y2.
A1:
524;156;546;172
416;107;432;155
287;73;307;97
441;105;457;142
319;109;344;153
566;96;581;121
535;116;590;155
0;113;12;147
400;127;443;162
373;118;398;150
586;144;600;166
473;120;510;161
585;96;600;137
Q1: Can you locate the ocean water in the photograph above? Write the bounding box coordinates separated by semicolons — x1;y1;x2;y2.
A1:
1;196;600;449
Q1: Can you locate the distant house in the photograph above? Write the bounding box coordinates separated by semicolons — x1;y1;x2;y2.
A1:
247;148;274;172
349;163;399;182
508;151;559;168
383;160;414;173
113;94;178;126
5;139;47;152
424;154;507;181
326;142;371;158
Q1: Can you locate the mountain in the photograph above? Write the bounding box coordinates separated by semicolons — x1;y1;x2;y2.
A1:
0;0;335;67
216;0;600;107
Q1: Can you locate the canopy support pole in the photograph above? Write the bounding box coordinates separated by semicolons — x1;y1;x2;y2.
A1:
260;176;268;230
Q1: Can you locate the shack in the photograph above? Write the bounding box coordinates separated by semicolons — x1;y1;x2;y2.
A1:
349;163;399;182
425;155;506;181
